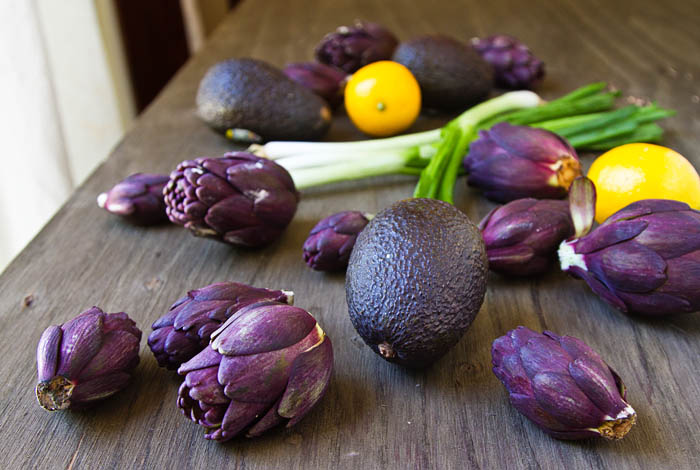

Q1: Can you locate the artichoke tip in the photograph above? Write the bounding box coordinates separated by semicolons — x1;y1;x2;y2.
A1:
594;406;636;440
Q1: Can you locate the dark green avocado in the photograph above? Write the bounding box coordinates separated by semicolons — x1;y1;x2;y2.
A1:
392;35;493;110
196;58;332;141
345;198;488;368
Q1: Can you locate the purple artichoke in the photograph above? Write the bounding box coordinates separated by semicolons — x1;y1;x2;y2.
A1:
148;282;293;369
315;21;399;73
283;62;347;108
164;152;299;247
480;199;573;276
36;307;142;411
97;173;169;225
464;122;582;203
471;35;545;89
177;301;333;441
492;326;636;440
559;199;700;315
303;211;373;271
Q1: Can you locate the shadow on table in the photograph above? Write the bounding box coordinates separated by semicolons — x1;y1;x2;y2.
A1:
218;370;368;453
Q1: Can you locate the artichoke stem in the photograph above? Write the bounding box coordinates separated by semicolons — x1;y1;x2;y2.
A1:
190;226;218;238
282;290;295;305
36;376;75;411
556;156;582;190
558;240;587;272
596;412;637;440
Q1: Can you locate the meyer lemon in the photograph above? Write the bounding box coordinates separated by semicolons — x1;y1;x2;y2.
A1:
587;143;700;223
344;61;421;137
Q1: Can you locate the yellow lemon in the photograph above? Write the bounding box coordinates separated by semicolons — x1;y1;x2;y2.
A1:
587;143;700;223
344;61;421;137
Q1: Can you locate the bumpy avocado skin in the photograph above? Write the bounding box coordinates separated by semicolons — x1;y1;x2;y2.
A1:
196;58;332;141
346;198;488;368
392;35;493;110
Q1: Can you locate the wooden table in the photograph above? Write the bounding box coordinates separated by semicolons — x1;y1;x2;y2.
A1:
2;0;699;468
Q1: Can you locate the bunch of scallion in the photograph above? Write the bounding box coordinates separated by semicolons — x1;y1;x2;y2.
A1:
249;82;674;204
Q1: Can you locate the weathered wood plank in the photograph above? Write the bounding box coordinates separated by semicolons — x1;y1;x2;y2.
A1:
1;0;698;468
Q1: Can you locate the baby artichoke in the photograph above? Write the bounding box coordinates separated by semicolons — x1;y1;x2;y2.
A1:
492;326;636;440
97;173;169;225
164;152;299;247
303;211;372;271
471;35;545;89
464;123;581;202
36;307;141;411
315;21;398;73
480;199;573;276
148;282;293;369
560;199;700;315
177;301;333;441
283;62;347;108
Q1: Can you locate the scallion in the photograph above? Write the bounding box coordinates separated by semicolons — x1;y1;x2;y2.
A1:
247;82;674;204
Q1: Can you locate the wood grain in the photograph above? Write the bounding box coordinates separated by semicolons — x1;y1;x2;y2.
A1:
1;0;699;468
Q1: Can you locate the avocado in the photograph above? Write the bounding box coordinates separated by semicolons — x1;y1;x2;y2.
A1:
392;35;493;110
196;58;332;141
345;198;488;368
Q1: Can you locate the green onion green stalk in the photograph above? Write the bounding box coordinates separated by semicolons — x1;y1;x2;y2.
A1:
248;82;674;204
